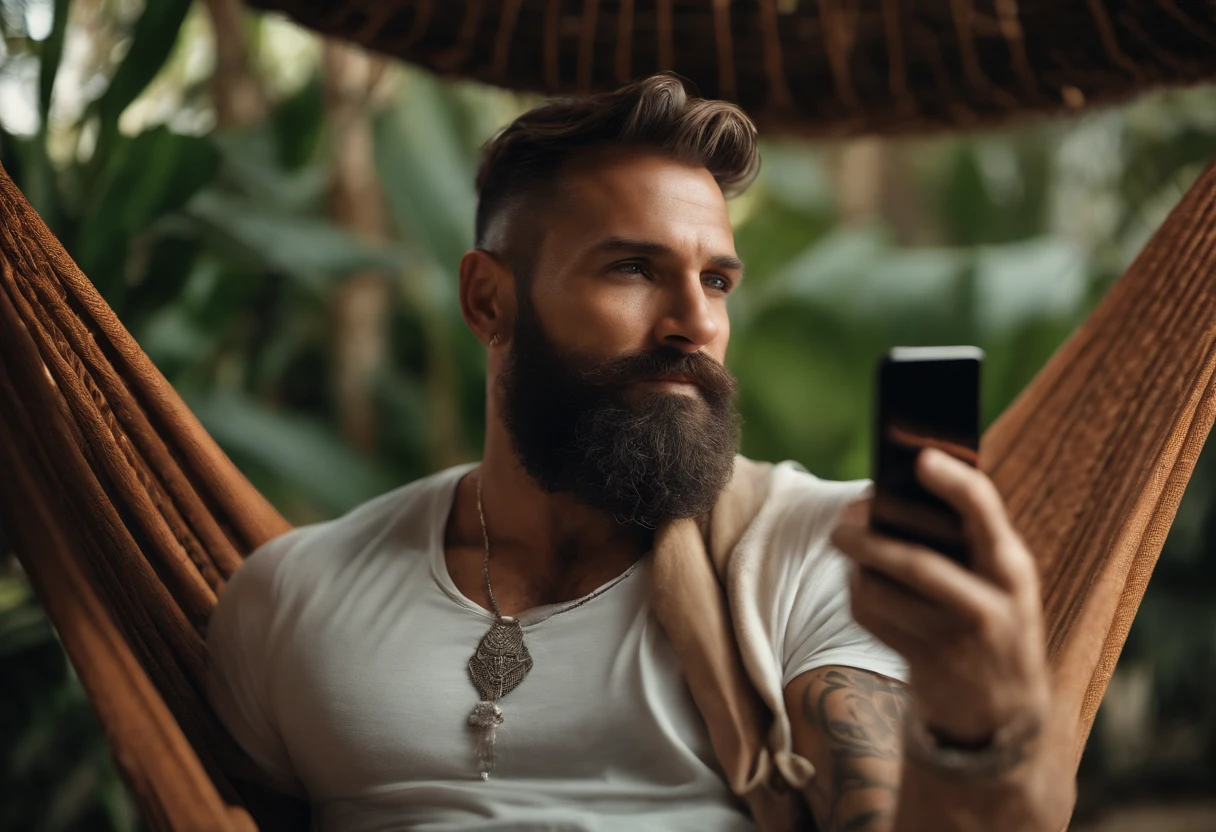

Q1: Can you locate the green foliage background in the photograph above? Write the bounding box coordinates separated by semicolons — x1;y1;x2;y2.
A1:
2;0;1216;828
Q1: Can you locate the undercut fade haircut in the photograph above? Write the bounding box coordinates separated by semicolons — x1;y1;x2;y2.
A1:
474;72;760;277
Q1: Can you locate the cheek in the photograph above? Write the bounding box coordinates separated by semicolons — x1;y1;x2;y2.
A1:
536;279;659;353
713;306;731;355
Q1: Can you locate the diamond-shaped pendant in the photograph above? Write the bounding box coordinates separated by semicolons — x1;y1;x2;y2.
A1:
467;617;533;701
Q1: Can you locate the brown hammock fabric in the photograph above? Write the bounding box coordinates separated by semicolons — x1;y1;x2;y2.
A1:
0;163;299;830
247;0;1216;135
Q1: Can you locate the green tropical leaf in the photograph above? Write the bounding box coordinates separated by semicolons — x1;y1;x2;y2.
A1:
210;127;328;212
973;237;1087;335
733;194;833;294
185;390;398;515
0;599;55;658
374;71;477;293
74;127;218;304
180;189;411;292
37;0;69;118
271;72;325;171
753;140;835;214
89;0;191;160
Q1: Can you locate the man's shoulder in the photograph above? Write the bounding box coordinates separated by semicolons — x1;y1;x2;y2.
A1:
226;463;474;603
753;456;873;522
739;456;872;573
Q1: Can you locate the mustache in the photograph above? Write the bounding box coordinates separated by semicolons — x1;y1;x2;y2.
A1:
575;347;739;400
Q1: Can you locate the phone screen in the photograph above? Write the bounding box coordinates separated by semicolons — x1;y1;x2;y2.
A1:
870;347;983;566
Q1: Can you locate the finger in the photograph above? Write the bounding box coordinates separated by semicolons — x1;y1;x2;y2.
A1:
837;496;871;529
848;567;931;660
832;524;1005;627
851;564;954;642
914;448;1019;587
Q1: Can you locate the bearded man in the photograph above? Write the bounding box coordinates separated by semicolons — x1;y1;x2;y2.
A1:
207;74;1072;832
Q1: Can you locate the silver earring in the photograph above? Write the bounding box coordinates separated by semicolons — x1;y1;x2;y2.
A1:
490;334;499;347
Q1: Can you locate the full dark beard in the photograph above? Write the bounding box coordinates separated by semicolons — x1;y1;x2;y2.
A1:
499;295;741;528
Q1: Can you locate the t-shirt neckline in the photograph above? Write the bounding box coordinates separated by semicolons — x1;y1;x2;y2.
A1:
426;462;648;628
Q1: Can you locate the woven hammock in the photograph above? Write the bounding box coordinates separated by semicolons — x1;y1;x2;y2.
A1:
3;1;1216;828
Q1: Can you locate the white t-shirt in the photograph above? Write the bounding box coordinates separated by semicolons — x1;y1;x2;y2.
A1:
206;462;908;832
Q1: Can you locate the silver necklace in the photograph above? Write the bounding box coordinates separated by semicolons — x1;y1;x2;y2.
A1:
466;474;640;780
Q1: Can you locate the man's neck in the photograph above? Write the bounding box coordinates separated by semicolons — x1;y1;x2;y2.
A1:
442;429;653;617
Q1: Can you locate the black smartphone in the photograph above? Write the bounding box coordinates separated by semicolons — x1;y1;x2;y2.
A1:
870;346;983;566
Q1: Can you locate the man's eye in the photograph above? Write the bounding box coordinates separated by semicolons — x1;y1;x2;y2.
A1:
704;275;731;292
614;262;646;276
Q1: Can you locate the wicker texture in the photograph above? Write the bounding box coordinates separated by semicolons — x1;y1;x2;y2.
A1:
983;158;1216;759
246;0;1216;135
0;161;306;830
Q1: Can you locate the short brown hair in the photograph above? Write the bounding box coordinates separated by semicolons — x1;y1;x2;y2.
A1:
474;72;759;268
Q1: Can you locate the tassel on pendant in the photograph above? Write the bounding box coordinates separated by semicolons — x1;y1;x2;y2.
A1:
468;700;504;780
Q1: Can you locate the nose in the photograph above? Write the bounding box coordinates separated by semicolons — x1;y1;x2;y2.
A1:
653;273;720;352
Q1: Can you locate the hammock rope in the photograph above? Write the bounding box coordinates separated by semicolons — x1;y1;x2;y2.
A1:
1;144;1215;829
0;409;256;832
982;159;1216;758
0;162;299;830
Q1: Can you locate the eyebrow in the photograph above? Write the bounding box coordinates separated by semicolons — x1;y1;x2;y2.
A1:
593;236;746;275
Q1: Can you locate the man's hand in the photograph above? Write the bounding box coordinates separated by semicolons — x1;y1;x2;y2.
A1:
829;446;1051;745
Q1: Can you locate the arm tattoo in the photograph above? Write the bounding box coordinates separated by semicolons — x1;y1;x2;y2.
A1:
801;668;912;832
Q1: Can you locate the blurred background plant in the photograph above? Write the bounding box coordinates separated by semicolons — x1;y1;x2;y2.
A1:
1;0;1215;828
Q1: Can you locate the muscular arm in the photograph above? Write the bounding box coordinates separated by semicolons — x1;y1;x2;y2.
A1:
785;665;911;832
793;451;1084;832
786;665;1075;832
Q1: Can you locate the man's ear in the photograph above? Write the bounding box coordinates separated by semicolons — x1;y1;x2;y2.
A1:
459;249;516;347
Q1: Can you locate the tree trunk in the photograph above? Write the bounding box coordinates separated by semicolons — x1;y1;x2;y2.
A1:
201;0;267;129
827;136;939;245
323;41;392;454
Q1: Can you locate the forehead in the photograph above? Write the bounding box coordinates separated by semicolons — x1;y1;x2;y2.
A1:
540;148;736;259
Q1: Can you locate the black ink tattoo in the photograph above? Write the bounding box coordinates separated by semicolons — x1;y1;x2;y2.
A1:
801;668;912;832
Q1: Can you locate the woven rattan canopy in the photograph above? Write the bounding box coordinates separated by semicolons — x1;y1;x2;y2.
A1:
247;0;1216;135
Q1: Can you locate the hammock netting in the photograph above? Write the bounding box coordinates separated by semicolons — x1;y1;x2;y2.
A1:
3;1;1216;830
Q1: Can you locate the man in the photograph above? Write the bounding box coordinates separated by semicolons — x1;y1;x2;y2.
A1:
207;73;1072;831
